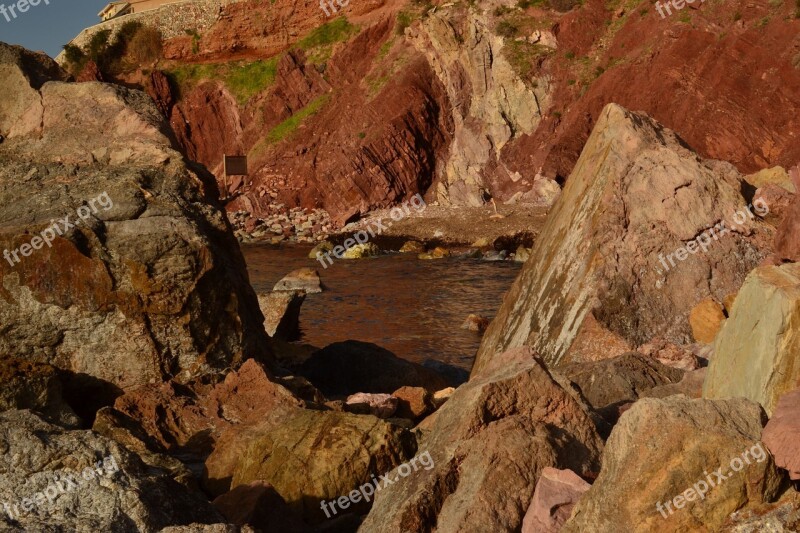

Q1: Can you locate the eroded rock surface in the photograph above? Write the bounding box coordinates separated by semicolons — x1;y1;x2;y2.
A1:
0;43;269;402
475;104;771;373
359;347;603;533
562;397;782;533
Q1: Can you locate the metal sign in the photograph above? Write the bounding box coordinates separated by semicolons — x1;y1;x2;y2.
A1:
224;155;248;176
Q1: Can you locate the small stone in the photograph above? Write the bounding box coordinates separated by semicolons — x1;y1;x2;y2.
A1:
461;314;490;333
689;297;726;344
399;240;426;253
392;386;434;420
344;393;398;418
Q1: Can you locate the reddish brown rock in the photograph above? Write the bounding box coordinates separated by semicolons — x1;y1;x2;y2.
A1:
392;386;434;421
521;467;591;533
359;347;603;533
146;69;174;116
75;60;104;83
762;388;800;481
637;338;701;371
113;359;301;455
775;194;800;262
460;314;489;333
754;183;793;225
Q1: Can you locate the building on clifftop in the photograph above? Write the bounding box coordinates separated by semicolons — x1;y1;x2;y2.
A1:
99;0;188;21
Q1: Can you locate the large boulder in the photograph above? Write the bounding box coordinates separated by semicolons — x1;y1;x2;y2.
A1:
475;104;771;374
297;341;449;397
0;409;225;531
0;43;269;403
110;359;302;457
704;263;800;416
358;348;603;533
762;389;800;481
562;397;783;532
203;409;415;523
0;44;67;138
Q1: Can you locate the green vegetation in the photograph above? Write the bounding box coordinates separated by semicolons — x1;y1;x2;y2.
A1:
266;94;330;143
502;41;554;81
733;11;742;20
793;52;800;68
167;57;279;105
518;0;548;7
758;16;771;26
298;16;358;62
565;50;575;59
185;29;201;54
768;0;782;7
496;20;520;37
679;11;691;23
396;11;414;35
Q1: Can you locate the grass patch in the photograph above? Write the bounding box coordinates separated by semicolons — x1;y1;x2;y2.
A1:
267;94;330;143
297;17;358;63
166;57;279;105
502;40;555;81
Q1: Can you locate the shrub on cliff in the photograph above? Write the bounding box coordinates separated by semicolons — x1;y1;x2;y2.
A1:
128;26;163;65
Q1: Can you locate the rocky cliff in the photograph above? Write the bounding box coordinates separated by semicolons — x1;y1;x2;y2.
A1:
0;43;269;405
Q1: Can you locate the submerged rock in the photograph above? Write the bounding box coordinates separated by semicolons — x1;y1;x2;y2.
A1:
273;267;322;293
297;341;449;397
257;290;306;341
461;313;490;333
341;242;379;259
399;240;425;253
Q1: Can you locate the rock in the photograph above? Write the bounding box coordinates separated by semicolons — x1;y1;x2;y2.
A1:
774;192;800;262
558;352;685;412
212;481;310;532
482;250;508;261
203;408;415;523
421;359;470;387
273;267;322;293
358;347;603;533
0;358;80;428
112;359;302;457
432;387;455;407
471;237;492;247
341;242;379;259
297;341;449;397
561;314;633;365
160;526;252;533
0;410;225;531
344;392;398;418
461;313;490;333
514;245;531;263
75;60;104;83
521;467;591;533
754;183;793;224
0;44;68;138
636;338;701;371
392;386;434;420
704;263;800;416
418;246;450;259
744;166;795;193
762;388;800;481
0;43;270;402
641;367;707;400
399;240;425;253
308;240;334;259
689;297;726;344
562;396;783;533
475;104;771;375
257;290;306;341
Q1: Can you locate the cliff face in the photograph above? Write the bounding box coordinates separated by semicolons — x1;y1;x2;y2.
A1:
0;44;269;401
65;0;800;224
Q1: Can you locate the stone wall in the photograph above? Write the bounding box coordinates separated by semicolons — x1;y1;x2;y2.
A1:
56;0;243;64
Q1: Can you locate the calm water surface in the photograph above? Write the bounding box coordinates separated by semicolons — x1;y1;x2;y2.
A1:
243;245;522;370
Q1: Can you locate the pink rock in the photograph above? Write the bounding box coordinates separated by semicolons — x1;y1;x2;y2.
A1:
521;467;591;533
762;388;800;480
344;393;398;419
638;338;701;371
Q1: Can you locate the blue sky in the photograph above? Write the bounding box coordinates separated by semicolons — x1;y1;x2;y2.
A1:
0;0;110;57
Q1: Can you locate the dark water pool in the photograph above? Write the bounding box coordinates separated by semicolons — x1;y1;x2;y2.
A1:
243;244;522;370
